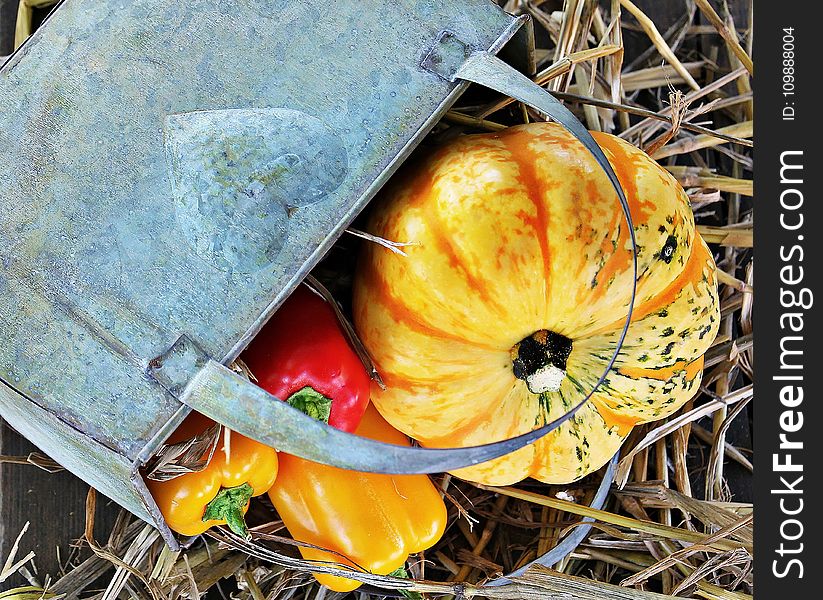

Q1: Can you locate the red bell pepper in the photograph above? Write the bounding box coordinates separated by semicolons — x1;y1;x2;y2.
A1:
241;284;371;433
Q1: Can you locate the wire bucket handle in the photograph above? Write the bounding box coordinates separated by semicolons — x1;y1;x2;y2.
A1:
175;38;637;477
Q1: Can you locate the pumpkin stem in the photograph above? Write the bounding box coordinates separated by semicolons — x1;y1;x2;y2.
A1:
511;330;573;394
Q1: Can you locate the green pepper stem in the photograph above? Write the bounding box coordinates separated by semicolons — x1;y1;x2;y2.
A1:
286;386;333;424
203;482;254;538
388;567;423;600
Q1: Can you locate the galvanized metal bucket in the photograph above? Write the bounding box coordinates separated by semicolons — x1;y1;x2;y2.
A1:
0;0;634;549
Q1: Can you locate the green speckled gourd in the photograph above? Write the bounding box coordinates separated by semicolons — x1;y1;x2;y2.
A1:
352;123;720;485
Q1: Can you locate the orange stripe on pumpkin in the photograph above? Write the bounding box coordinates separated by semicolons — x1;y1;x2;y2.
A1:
617;355;704;382
628;235;714;323
359;256;499;350
583;135;658;304
590;398;639;436
418;408;512;448
586;234;714;336
591;132;659;226
497;129;553;308
585;220;633;305
424;207;507;314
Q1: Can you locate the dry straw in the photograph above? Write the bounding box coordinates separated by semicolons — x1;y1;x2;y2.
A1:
13;0;57;50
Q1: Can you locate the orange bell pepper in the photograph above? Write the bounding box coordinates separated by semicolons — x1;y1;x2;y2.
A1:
267;405;448;592
147;411;279;537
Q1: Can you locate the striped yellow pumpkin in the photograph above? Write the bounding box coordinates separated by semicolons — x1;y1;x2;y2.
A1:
353;122;719;485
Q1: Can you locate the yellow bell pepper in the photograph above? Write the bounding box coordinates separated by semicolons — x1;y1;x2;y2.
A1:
268;405;448;592
147;412;279;537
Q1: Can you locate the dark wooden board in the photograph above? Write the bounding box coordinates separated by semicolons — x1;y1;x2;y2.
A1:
0;421;120;590
0;0;17;56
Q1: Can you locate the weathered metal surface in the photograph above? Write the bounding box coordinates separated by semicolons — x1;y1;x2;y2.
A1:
164;107;349;273
0;0;528;542
0;380;154;524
